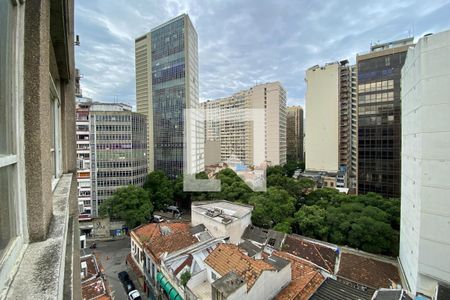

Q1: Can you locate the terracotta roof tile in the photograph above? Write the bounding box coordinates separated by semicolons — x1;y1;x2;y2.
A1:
337;252;400;289
132;223;198;263
205;244;275;290
274;251;325;300
283;235;337;273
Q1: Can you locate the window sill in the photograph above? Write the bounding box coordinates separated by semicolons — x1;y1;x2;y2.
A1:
6;173;78;299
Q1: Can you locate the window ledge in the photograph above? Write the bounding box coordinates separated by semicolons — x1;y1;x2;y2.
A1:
7;173;77;299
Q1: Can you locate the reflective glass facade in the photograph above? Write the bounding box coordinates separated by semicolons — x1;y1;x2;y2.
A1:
151;16;195;178
357;50;407;198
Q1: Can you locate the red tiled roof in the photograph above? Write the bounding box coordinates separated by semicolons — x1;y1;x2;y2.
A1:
81;255;111;300
205;244;275;290
283;235;337;273
274;251;325;300
132;223;198;263
337;252;400;289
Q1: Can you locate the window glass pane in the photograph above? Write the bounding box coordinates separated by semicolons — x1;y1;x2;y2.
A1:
0;1;14;155
0;165;16;258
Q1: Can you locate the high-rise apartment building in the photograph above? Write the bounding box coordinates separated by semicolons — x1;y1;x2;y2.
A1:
399;31;450;297
135;14;203;178
76;101;148;217
304;61;357;188
286;106;304;161
203;82;287;166
357;37;414;198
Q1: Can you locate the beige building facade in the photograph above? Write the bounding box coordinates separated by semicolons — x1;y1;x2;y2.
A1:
203;82;287;166
305;61;357;188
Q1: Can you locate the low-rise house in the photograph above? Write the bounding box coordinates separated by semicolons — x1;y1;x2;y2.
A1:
282;234;339;274
81;254;111;300
160;237;227;300
274;251;325;300
130;222;212;299
337;249;401;290
191;201;253;244
241;225;286;254
191;244;291;300
310;278;374;300
371;288;413;300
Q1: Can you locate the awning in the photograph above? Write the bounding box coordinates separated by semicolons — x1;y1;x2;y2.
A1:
156;272;183;300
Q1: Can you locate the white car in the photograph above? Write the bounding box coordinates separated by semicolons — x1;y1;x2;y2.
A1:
128;290;142;300
152;215;165;223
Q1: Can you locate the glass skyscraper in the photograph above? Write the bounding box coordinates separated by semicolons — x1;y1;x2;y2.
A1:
357;38;413;198
135;14;203;178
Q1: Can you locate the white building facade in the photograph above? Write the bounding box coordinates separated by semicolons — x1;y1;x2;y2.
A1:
400;30;450;296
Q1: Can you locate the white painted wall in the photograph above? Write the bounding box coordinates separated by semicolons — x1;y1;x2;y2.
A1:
400;30;450;296
305;63;340;172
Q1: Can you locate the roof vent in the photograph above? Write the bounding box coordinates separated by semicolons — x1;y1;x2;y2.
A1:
221;217;232;225
206;208;222;217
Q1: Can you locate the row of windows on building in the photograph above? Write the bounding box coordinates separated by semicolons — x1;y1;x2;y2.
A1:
97;169;147;178
359;115;396;126
358;92;395;104
95;115;132;122
358;103;395;115
358;80;394;93
95;125;132;132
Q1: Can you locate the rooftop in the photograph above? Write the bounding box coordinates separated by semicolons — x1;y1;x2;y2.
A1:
274;251;325;300
205;244;275;290
241;225;286;250
212;271;246;297
310;278;374;300
132;223;199;262
81;254;110;300
238;240;262;258
192;200;253;224
337;251;400;289
282;234;338;273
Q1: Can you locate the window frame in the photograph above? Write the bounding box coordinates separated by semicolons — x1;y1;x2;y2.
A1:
50;74;63;190
0;0;28;296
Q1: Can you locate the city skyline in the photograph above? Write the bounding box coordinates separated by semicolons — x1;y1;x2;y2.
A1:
74;0;450;107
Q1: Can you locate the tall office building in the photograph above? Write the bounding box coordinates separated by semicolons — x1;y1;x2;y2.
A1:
357;38;414;198
203;82;287;166
135;14;203;178
286;106;304;161
76;101;148;217
304;61;357;188
399;31;450;297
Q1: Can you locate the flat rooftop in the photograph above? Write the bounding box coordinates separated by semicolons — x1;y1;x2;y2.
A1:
192;200;253;223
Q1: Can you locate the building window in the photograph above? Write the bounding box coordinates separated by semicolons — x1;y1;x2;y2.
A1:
0;0;27;293
50;75;62;189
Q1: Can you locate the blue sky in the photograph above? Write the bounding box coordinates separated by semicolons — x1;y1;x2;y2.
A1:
75;0;450;107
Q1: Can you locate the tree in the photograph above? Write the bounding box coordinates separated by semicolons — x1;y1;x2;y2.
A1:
282;160;305;177
249;187;295;228
144;171;174;210
180;271;191;287
295;205;328;240
99;185;153;229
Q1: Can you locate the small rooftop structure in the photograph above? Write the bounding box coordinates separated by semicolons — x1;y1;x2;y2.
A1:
311;278;374;300
371;289;413;300
241;225;286;252
337;250;401;289
238;240;263;258
212;271;246;298
192;201;253;244
274;251;325;300
282;234;338;273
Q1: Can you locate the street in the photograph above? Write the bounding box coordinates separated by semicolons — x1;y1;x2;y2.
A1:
88;237;143;300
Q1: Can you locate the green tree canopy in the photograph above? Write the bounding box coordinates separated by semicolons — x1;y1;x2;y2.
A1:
98;185;153;229
144;171;174;210
294;205;329;240
249;187;295;228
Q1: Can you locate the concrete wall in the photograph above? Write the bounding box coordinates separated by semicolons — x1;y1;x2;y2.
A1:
246;265;291;300
305;63;340;173
400;30;450;296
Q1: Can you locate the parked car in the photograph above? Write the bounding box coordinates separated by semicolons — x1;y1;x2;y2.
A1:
118;271;135;293
128;290;142;300
151;215;165;223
